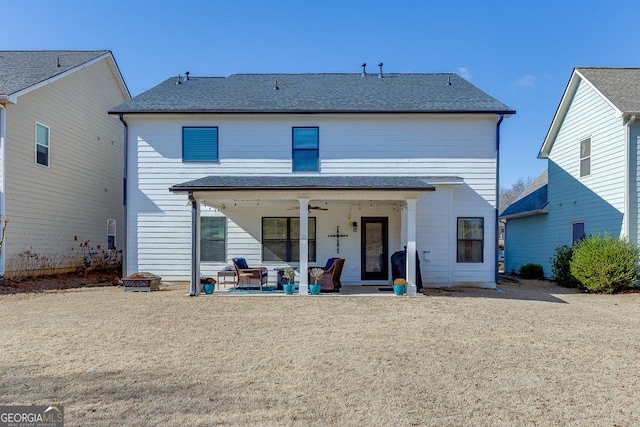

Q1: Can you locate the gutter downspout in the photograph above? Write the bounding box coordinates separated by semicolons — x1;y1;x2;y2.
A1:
495;114;504;285
118;114;128;277
624;114;636;240
0;104;5;276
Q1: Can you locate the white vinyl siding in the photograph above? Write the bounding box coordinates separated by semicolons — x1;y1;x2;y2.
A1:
127;113;498;285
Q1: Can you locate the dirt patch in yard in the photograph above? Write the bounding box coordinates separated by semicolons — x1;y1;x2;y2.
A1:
0;272;117;294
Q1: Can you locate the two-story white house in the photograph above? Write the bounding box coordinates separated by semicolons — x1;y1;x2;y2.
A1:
0;51;129;277
109;69;514;295
501;68;640;277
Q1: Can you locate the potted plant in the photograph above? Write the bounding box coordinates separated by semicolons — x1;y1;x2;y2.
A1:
282;267;296;295
202;277;216;294
393;278;407;296
309;267;324;295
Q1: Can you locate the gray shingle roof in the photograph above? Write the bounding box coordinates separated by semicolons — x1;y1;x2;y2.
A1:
0;50;110;97
170;175;440;192
111;73;515;114
577;68;640;114
500;171;548;219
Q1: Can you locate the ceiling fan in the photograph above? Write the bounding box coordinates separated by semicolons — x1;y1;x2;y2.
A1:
287;205;328;212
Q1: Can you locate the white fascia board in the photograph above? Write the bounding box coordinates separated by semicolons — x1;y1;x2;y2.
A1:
539;71;581;159
6;52;120;104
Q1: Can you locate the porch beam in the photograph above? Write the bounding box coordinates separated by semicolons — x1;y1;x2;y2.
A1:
189;191;201;296
298;198;309;295
406;198;418;296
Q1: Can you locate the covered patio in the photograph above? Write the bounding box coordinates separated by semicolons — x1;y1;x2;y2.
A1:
169;176;441;296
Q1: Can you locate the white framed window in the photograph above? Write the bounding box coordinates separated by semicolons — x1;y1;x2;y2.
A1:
580;138;591;177
107;219;117;250
35;122;50;167
201;217;226;262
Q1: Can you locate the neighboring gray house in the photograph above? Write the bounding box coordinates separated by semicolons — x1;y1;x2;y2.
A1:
501;68;640;277
0;51;130;277
110;70;515;295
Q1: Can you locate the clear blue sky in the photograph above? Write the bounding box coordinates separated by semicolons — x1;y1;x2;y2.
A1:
3;0;639;188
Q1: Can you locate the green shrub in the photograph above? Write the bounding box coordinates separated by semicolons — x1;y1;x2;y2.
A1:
518;263;544;279
551;245;581;288
570;234;639;293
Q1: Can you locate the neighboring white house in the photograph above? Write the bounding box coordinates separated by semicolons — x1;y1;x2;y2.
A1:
109;69;514;295
0;50;130;276
501;68;640;277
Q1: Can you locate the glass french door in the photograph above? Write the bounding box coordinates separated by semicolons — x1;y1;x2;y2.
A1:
360;217;388;280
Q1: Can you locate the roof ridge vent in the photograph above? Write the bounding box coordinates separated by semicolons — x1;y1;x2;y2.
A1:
361;63;367;77
378;62;383;78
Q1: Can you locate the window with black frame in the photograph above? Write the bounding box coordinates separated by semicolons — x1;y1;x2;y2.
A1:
457;217;484;263
262;217;316;261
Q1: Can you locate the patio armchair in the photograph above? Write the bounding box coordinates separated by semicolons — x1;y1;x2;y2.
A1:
309;258;344;292
232;257;268;287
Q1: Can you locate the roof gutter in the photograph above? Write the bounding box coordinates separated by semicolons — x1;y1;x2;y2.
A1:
624;114;636;239
495;114;504;284
109;109;517;116
118;113;128;277
170;185;435;193
500;208;549;221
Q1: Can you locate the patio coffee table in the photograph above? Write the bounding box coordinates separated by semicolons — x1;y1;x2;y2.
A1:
217;270;237;289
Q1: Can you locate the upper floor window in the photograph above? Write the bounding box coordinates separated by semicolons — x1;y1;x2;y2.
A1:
457;217;484;263
580;138;591;177
292;127;319;171
183;127;218;162
35;122;50;167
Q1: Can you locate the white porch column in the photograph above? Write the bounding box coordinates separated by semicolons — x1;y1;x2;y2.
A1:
298;198;309;295
189;192;201;296
406;198;418;296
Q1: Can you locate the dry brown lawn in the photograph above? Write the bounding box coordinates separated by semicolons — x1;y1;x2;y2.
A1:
1;279;639;426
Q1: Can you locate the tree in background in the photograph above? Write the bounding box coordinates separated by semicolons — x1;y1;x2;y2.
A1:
499;177;533;214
